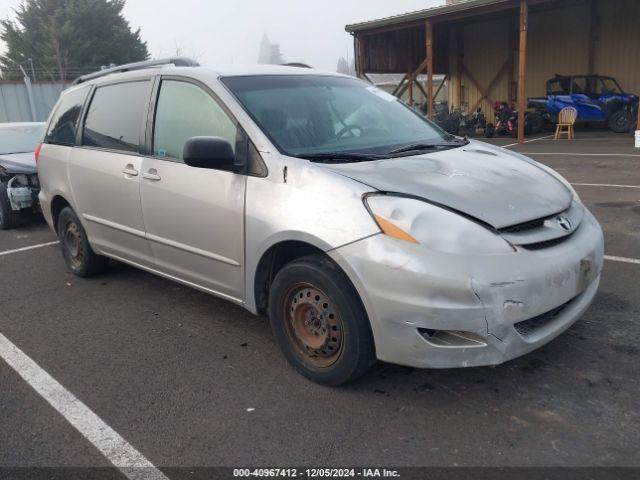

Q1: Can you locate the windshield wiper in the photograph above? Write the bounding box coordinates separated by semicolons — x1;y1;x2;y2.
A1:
295;152;386;163
387;139;468;155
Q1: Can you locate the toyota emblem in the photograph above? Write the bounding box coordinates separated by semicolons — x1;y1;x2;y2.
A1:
557;216;573;231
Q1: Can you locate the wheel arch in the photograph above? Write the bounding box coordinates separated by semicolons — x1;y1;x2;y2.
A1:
50;194;72;233
251;236;363;317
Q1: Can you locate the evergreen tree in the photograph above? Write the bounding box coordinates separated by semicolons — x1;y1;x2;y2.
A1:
257;33;285;65
0;0;149;81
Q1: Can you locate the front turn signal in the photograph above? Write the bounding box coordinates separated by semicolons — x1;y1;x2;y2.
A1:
373;214;419;244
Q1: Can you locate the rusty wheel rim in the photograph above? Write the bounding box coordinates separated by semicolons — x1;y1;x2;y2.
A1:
63;221;84;269
283;284;344;368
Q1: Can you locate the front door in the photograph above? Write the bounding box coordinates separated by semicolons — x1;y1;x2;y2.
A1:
140;78;246;302
68;80;154;267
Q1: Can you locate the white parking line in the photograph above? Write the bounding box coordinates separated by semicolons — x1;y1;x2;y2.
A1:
0;241;59;257
604;255;640;265
572;183;640;189
0;332;169;480
503;134;555;148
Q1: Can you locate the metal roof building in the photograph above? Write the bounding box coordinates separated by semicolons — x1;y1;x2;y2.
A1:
346;0;640;143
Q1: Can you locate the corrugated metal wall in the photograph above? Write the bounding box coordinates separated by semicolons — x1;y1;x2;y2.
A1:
595;0;640;96
459;16;511;119
448;0;640;121
0;82;65;123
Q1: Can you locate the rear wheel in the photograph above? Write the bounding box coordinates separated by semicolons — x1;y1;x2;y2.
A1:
609;110;633;133
0;182;21;230
527;112;544;134
268;254;376;386
57;207;109;277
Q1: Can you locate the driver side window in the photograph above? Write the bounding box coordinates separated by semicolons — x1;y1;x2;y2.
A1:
153;80;237;162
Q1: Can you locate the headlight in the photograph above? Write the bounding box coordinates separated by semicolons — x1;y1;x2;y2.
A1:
364;194;515;255
536;162;581;203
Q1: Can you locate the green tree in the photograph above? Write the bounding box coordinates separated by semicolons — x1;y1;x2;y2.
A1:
0;0;149;81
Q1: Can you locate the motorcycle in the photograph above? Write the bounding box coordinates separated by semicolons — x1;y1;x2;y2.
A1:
434;105;462;135
485;102;534;138
460;107;487;134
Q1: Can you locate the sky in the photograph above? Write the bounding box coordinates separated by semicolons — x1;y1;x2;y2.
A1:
0;0;443;71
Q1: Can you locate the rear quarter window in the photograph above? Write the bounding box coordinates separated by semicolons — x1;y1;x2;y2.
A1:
82;81;150;153
44;86;90;146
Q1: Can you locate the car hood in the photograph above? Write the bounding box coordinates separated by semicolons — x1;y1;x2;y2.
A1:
0;152;37;175
317;141;572;229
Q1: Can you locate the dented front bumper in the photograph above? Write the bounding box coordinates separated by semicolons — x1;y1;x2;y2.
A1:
6;174;40;211
329;209;604;369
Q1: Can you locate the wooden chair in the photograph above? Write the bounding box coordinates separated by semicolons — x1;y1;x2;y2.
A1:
554;106;578;140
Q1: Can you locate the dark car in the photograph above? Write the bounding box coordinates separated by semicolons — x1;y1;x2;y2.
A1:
0;122;44;229
528;74;639;133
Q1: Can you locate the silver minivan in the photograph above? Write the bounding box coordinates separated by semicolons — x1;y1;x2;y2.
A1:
38;59;604;385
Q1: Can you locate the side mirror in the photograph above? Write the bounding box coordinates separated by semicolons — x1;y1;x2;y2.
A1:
183;136;238;171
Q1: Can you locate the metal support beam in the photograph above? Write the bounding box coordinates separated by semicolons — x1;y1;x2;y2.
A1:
426;20;434;119
517;0;528;144
19;65;37;122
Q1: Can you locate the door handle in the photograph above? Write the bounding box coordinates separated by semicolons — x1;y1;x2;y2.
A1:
122;165;139;176
142;169;161;181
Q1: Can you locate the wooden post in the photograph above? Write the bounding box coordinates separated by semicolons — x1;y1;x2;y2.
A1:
508;17;516;105
408;71;414;106
456;27;463;109
517;0;528;144
587;0;599;75
355;35;364;79
426;20;434;119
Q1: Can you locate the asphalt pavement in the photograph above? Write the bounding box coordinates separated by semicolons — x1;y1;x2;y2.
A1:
0;130;638;476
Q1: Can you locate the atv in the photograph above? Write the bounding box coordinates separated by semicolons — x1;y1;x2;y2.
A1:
528;74;639;133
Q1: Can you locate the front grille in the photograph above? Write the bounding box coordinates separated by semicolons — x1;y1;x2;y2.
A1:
514;297;575;337
520;230;576;250
500;217;546;234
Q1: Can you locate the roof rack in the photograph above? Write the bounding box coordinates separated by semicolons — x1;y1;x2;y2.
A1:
71;57;200;85
281;62;313;69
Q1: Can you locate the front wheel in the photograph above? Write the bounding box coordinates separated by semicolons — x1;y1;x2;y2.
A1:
609;110;633;133
57;207;109;277
268;254;376;386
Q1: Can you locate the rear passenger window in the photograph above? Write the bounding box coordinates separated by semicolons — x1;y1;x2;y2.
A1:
45;86;89;146
153;80;237;161
82;81;149;153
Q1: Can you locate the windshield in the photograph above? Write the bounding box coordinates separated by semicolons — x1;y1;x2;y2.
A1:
0;124;44;155
221;75;451;157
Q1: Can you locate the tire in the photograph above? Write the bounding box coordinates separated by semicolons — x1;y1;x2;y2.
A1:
268;254;376;386
527;112;544;134
484;124;495;138
608;110;633;133
0;182;21;230
56;206;109;277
